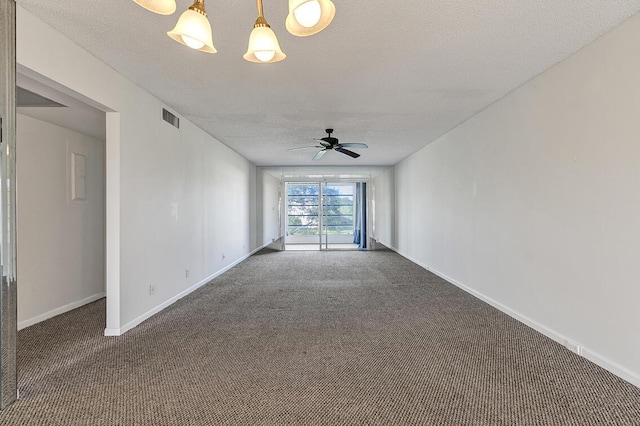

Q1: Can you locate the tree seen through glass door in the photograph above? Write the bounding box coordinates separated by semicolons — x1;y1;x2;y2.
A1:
286;183;355;245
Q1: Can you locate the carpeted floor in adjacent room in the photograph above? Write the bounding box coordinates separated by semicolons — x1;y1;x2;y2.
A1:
1;249;639;425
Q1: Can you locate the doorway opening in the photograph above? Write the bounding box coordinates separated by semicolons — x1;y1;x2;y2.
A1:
15;72;107;331
285;182;364;251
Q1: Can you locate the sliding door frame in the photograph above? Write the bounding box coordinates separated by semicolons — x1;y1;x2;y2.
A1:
284;179;369;251
0;0;18;409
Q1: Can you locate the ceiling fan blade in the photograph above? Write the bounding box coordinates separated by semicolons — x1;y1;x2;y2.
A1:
288;145;322;151
339;143;368;149
313;149;328;160
335;147;360;158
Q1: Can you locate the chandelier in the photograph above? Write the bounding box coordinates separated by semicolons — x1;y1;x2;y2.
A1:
133;0;336;63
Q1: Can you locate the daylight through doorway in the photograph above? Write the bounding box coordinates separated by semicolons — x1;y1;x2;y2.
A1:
285;182;359;251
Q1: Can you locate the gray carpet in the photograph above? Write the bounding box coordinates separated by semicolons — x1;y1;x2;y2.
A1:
1;249;639;425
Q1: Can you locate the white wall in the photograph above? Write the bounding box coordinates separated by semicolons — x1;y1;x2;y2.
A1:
16;114;105;328
17;7;261;334
258;170;282;244
372;167;395;248
393;13;640;387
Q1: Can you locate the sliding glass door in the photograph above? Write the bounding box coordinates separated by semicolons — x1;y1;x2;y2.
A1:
285;182;357;250
321;183;355;247
286;183;320;246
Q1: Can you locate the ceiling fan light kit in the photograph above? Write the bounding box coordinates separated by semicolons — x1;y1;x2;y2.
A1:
134;0;177;15
134;0;334;62
286;0;336;37
167;0;216;53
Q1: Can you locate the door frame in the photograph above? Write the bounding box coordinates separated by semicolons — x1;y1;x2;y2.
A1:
0;0;18;409
284;180;366;251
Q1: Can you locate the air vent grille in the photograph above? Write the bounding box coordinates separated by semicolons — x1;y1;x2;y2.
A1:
162;108;179;129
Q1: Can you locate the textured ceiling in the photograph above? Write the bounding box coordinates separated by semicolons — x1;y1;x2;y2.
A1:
15;0;640;166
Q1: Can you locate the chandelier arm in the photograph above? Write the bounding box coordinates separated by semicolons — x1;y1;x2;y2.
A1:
256;0;264;18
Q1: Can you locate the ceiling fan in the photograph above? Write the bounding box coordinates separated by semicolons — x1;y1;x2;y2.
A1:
288;128;368;160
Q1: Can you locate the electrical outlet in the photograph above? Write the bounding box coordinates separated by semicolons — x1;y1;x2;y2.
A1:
565;340;582;355
149;284;156;295
185;269;190;278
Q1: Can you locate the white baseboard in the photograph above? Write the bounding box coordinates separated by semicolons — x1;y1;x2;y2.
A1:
104;242;272;337
392;248;640;389
582;348;640;388
19;292;105;330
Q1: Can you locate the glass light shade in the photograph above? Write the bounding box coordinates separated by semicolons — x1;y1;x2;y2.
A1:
243;26;286;63
293;0;321;28
133;0;176;15
167;9;216;53
286;0;335;37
